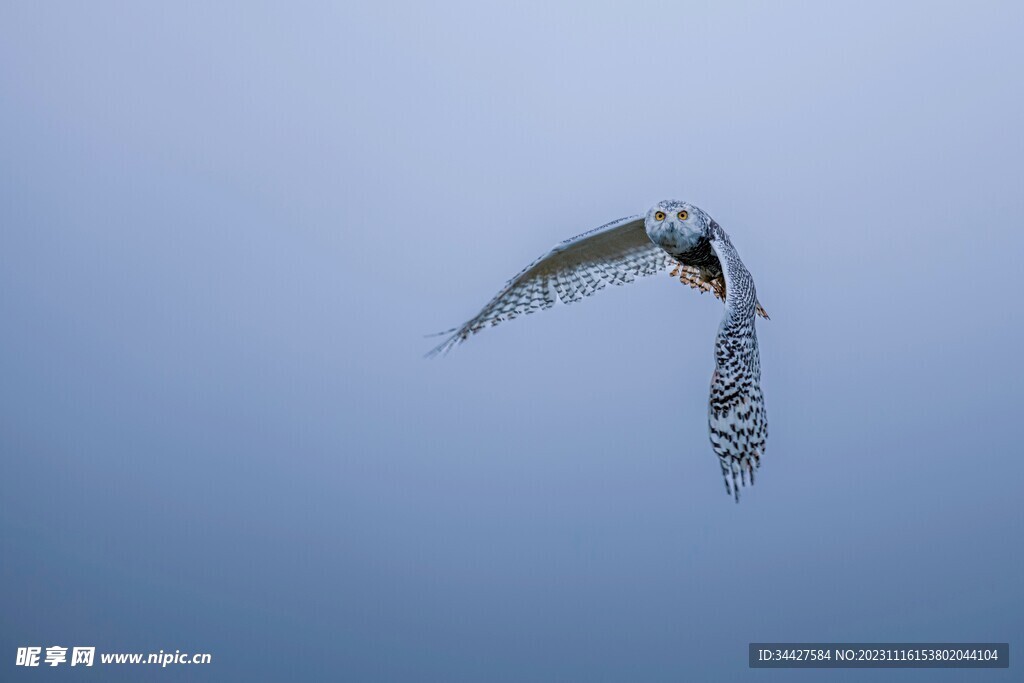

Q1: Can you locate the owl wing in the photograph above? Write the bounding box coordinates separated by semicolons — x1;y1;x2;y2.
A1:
429;215;673;356
705;221;767;501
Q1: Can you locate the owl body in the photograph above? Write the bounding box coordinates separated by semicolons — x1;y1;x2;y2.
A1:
646;206;769;321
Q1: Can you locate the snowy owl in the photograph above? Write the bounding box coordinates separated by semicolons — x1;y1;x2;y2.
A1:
431;201;768;501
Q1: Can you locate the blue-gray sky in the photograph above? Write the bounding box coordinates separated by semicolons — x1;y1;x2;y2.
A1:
2;2;1022;680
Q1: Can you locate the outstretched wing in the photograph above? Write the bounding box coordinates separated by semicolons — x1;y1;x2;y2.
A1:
429;215;671;356
705;220;767;501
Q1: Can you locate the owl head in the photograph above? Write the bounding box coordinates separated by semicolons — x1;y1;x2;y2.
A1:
643;200;711;253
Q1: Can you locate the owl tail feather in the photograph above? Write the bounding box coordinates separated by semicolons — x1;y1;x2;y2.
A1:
719;452;760;503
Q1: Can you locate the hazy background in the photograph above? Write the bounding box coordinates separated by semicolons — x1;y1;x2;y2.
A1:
2;2;1022;680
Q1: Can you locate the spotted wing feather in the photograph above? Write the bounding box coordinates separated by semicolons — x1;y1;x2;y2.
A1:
705;221;768;501
429;216;672;356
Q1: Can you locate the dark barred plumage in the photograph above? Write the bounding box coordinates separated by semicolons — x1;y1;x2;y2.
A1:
427;215;672;357
705;221;767;501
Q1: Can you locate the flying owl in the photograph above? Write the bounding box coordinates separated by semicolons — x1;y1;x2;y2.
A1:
431;201;768;501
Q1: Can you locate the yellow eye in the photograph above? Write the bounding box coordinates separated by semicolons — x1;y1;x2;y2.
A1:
677;210;688;220
654;211;666;221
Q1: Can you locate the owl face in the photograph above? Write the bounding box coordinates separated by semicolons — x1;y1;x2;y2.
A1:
644;200;709;254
